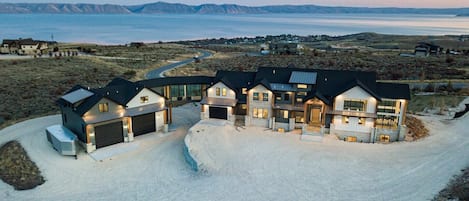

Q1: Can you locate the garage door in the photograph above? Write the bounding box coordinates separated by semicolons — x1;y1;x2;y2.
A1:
94;121;124;149
209;106;228;120
132;113;156;136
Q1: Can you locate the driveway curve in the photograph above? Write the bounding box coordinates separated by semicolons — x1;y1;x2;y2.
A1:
145;49;212;79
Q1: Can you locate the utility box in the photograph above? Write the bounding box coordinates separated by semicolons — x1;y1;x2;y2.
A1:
46;125;78;158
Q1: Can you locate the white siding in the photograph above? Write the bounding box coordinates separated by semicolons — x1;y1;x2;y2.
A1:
247;85;273;127
331;86;377;139
127;88;165;109
207;82;236;99
334;86;377;113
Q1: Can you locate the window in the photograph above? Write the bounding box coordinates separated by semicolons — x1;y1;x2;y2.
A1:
282;110;289;119
346;136;357;142
263;93;269;101
344;100;366;111
140;96;149;103
275;93;282;101
296;98;303;103
98;103;109;112
216;87;220;96
253;108;268;119
171;85;185;98
297;92;307;96
379;135;390;143
378;100;397;113
297;84;308;89
241;104;247;110
284;94;290;101
187;84;201;96
253;92;259;101
222;88;227;96
242;88;247;94
294;111;304;123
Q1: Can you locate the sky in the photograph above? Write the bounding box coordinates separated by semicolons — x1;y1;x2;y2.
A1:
3;0;469;8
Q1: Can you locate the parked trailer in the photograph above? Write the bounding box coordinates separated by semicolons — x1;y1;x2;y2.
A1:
45;125;78;158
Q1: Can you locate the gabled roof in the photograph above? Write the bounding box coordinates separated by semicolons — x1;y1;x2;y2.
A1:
304;90;331;105
332;79;381;101
58;78;165;116
247;78;271;91
376;82;411;100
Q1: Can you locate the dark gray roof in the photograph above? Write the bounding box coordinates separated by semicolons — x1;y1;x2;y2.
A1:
289;71;317;84
376;82;411;100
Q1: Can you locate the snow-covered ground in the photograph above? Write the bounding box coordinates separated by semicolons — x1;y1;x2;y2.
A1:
1;102;468;201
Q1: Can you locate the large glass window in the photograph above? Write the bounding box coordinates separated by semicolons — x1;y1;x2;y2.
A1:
216;87;220;96
378;100;398;113
343;100;366;111
171;85;185;97
187;84;201;96
253;108;268;119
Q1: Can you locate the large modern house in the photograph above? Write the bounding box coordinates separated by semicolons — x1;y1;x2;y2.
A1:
58;66;410;152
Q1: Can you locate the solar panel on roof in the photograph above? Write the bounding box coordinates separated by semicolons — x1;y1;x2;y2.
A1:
61;88;94;104
289;71;317;84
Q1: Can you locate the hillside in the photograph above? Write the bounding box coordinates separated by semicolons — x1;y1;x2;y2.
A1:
1;2;469;14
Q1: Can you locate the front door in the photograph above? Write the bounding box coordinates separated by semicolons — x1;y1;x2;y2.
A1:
310;108;321;125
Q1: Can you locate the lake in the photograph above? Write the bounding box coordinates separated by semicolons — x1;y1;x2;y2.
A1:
1;13;468;44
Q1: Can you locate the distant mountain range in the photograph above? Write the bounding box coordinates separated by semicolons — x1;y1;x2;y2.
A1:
1;2;469;15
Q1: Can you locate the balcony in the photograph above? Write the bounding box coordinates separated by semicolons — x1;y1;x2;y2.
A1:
273;103;304;111
327;110;377;118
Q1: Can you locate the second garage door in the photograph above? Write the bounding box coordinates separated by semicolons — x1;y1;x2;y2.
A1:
132;113;156;136
95;121;124;149
209;106;228;120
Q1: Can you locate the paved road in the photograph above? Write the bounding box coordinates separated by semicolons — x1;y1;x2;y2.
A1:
145;49;212;79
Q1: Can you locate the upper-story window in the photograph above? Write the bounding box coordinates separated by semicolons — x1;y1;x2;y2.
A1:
344;99;366;111
262;93;269;101
253;92;259;101
216;87;221;96
98;103;109;113
222;88;227;96
140;96;149;103
297;84;308;89
378;100;398;113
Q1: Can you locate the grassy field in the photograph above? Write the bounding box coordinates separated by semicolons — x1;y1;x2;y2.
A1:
407;94;467;113
0;44;193;128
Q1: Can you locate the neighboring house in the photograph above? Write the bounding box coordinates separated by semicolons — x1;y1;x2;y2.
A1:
0;38;48;55
415;42;442;57
57;78;169;152
269;41;300;55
